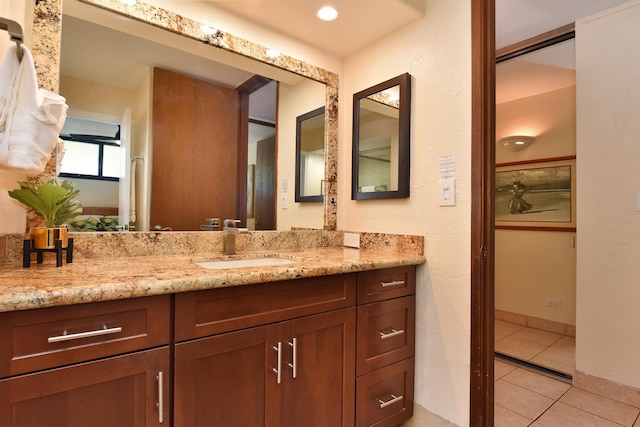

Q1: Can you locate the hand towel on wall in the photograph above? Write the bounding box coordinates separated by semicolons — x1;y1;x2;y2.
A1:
0;44;68;174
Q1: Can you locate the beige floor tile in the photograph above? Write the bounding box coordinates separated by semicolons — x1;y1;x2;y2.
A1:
503;368;571;400
560;388;640;426
400;404;456;426
496;319;525;341
495;379;555;420
550;335;576;353
510;327;563;347
530;347;575;375
495;359;517;380
535;402;622;427
495;404;533;427
496;334;549;360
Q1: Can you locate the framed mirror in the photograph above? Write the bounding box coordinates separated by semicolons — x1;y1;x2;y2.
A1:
35;0;338;232
352;73;411;200
295;107;325;202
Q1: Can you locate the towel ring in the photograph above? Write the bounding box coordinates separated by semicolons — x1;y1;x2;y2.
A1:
0;17;24;62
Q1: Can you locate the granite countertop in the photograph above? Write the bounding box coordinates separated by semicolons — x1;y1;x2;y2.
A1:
0;248;425;313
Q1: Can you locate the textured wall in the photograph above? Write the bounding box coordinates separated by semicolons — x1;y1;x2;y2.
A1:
576;1;640;389
341;1;472;424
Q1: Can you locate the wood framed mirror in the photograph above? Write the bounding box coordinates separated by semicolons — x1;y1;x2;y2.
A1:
295;106;325;203
352;73;411;200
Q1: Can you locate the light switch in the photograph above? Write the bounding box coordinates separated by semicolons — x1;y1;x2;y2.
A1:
439;178;456;206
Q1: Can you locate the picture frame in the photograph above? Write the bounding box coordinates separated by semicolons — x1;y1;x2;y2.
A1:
495;156;576;231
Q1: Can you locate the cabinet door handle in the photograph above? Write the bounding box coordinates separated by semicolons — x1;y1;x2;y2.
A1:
378;394;404;409
157;371;164;424
380;280;405;288
378;328;405;340
287;337;297;379
272;342;282;384
47;325;123;343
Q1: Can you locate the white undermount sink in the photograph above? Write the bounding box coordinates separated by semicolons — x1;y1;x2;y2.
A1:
196;257;296;270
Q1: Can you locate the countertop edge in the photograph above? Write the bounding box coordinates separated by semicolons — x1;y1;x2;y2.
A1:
0;249;425;313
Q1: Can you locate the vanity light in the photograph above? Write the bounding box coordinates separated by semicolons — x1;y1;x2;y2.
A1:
266;49;281;59
499;135;535;152
316;6;338;21
200;24;217;34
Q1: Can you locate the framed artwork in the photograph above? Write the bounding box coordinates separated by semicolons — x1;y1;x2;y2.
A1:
495;156;576;231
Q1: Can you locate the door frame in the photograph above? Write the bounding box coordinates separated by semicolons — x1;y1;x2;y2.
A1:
470;0;495;426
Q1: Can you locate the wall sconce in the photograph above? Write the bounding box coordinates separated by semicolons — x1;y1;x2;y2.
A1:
499;135;535;152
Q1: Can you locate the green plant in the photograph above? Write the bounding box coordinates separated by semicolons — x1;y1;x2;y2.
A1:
8;179;83;228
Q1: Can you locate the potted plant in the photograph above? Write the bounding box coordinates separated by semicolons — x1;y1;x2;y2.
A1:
8;179;83;249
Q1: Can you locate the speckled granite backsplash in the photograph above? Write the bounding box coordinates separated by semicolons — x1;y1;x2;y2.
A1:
1;230;423;265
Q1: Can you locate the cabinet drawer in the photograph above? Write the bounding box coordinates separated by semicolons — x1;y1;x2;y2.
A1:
356;358;414;427
357;295;415;375
357;266;416;304
175;273;356;341
0;295;171;377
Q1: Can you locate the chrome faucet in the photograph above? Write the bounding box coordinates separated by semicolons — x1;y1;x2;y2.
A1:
223;219;248;255
200;217;221;231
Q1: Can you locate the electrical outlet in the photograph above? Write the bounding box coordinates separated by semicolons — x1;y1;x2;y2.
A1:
545;298;562;309
343;233;360;248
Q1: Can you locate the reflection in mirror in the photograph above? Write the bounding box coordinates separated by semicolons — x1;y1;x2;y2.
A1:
352;73;411;200
57;0;330;231
295;107;325;202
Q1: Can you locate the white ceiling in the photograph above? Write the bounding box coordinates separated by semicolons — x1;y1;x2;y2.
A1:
157;0;632;56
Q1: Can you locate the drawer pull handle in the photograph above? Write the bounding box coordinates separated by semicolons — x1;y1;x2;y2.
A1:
380;280;405;288
378;394;404;409
378;328;405;340
157;371;164;424
272;342;282;384
47;325;123;343
288;337;298;379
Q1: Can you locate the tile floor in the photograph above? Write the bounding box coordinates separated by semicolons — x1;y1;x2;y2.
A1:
405;321;639;426
495;319;576;376
495;359;640;426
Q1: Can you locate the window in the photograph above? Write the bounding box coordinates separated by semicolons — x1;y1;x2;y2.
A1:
59;117;121;181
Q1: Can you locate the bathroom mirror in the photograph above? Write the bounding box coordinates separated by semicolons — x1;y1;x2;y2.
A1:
352;73;411;200
295;107;325;202
46;0;337;231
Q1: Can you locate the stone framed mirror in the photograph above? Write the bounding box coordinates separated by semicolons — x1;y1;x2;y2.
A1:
30;0;339;231
351;73;411;200
295;106;325;203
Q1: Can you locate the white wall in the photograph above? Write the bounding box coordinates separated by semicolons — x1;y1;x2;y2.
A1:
496;86;577;326
277;78;326;230
0;0;30;233
342;1;472;424
576;0;640;389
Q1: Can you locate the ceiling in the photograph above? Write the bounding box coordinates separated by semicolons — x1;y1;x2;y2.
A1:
156;0;632;57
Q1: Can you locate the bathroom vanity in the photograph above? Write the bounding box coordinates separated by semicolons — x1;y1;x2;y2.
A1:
0;241;422;427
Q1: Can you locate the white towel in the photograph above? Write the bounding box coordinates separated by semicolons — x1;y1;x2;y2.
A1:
0;44;68;174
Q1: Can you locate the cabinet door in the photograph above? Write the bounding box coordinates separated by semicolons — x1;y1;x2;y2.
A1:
0;347;169;427
174;325;281;427
282;308;356;427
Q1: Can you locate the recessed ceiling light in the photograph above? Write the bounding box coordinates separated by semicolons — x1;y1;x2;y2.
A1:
316;6;338;21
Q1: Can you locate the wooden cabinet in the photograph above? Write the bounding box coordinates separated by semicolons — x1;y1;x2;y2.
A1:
0;347;170;427
174;274;357;427
355;266;416;427
0;265;417;426
0;296;171;427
